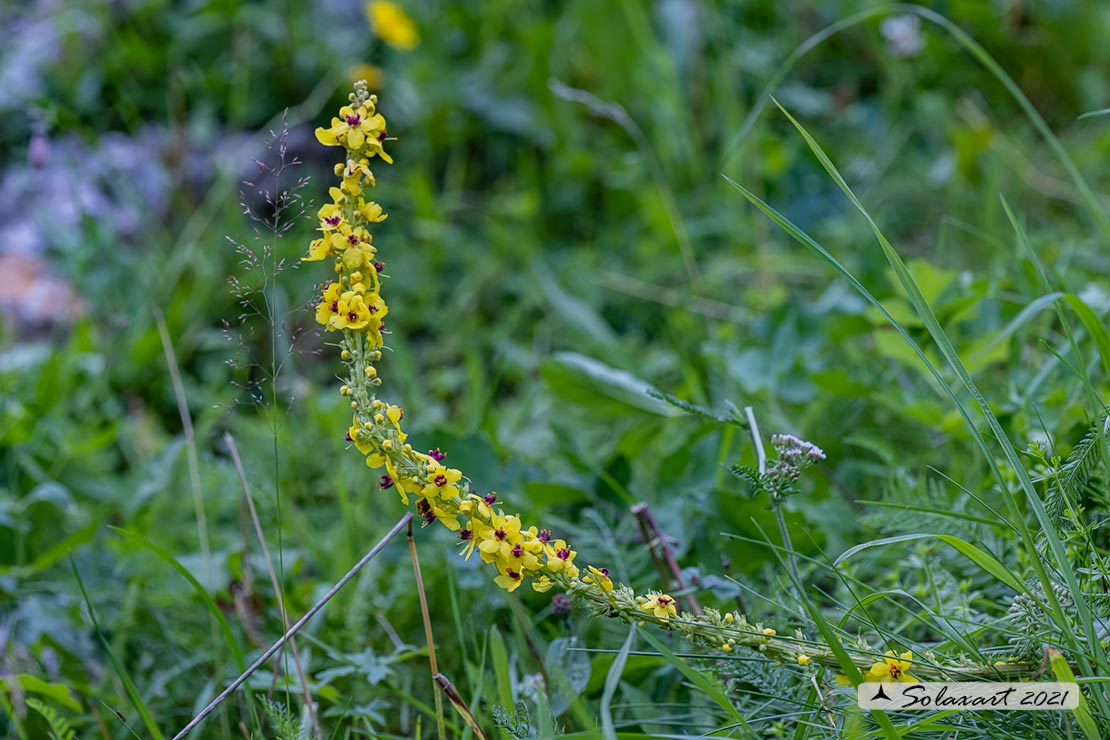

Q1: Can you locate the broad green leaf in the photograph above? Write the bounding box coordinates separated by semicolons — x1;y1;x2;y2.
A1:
2;675;81;712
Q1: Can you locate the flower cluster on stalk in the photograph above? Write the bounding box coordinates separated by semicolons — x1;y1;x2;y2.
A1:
307;82;603;601
303;84;1026;684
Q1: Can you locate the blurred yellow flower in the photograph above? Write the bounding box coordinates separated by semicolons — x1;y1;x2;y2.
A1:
367;1;419;51
348;63;384;90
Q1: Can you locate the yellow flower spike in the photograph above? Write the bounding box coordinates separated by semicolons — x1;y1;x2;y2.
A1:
638;592;678;619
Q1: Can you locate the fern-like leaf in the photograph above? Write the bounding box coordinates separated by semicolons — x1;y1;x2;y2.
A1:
26;698;76;740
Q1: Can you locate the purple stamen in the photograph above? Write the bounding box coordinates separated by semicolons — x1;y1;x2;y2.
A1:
379;474;393;489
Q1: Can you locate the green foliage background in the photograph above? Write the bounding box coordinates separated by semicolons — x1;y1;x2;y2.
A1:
2;0;1110;737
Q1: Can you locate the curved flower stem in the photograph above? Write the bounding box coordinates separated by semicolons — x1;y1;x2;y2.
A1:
745;406;801;588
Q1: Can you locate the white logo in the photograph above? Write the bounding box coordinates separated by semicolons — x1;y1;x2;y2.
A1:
858;682;1080;711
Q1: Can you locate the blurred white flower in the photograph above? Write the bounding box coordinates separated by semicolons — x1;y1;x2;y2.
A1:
881;14;924;58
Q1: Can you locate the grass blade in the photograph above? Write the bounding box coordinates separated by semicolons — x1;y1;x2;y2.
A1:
600;626;636;740
69;556;165;740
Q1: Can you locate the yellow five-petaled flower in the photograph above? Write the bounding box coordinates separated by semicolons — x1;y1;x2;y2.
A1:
865;650;918;683
638;591;679;619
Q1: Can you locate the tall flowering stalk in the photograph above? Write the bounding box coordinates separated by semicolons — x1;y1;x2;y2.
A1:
305;83;1035;684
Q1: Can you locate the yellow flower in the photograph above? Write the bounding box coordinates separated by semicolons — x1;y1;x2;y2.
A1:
423;464;463;500
348;420;374;455
505;540;542;574
797;655;811;667
315;283;343;326
458;525;478;560
333;292;373;330
638;591;678;619
316;103;387;153
361;200;387;223
762;628;776;636
544;539;578;577
367;450;408;504
864;651;917;683
478;514;523;564
419;496;460;531
317;203;345;232
493;565;525;593
304;236;333;262
339;228;376;271
583;565;613;593
532;575;554;593
367;1;419;51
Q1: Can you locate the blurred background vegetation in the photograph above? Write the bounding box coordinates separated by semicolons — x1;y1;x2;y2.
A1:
3;0;1110;737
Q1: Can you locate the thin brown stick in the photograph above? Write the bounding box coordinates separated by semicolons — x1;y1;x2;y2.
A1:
433;673;488;740
224;433;320;738
408;521;447;740
630;502;702;616
172;513;413;740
